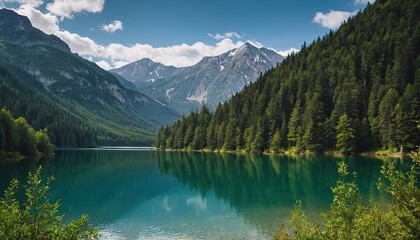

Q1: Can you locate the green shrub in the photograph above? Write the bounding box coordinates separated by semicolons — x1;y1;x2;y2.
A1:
0;167;98;239
275;149;420;239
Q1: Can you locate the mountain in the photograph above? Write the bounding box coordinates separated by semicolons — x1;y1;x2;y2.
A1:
112;43;284;114
110;72;140;93
155;0;420;153
0;9;179;147
111;58;177;83
0;9;70;53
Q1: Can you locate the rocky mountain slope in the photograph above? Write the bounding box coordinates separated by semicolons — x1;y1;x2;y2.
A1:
112;43;284;113
111;58;177;84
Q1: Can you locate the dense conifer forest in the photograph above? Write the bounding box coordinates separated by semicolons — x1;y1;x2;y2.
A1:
155;0;420;154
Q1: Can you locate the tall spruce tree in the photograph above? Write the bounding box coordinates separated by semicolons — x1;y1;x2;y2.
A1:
336;114;355;154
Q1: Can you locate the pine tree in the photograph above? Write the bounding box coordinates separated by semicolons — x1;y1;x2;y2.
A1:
0;108;18;151
394;84;420;152
336;114;355;154
270;130;282;152
301;92;325;152
379;88;398;149
206;121;216;150
287;101;301;148
191;126;206;150
223;120;237;151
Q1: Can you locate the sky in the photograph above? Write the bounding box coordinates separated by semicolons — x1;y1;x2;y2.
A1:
0;0;375;70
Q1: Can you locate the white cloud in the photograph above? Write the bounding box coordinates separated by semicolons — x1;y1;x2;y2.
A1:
95;60;111;70
101;20;123;33
354;0;375;5
16;5;59;34
55;30;104;56
277;48;299;57
313;10;357;29
208;31;242;40
46;0;104;19
3;1;291;71
97;38;245;68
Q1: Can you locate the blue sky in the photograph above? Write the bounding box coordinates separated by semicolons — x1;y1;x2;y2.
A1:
0;0;374;69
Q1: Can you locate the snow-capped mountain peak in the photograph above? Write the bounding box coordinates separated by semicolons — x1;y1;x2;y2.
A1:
111;43;284;114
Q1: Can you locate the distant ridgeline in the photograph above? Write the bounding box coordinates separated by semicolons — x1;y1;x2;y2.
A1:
0;108;54;162
155;0;420;154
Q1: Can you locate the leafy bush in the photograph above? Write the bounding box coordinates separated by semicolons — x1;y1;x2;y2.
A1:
0;167;98;239
275;149;420;239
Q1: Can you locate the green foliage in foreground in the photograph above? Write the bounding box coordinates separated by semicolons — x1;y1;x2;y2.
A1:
274;149;420;240
0;167;98;240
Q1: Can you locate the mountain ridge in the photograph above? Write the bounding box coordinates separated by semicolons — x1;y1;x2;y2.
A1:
0;9;70;53
0;8;179;146
112;42;284;113
111;58;177;83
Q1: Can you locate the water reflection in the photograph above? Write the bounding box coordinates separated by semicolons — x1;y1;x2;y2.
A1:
156;152;400;230
0;150;409;239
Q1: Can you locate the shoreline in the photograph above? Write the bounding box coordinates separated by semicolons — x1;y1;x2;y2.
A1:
155;148;408;158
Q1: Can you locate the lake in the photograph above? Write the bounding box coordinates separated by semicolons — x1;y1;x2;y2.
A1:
0;149;410;239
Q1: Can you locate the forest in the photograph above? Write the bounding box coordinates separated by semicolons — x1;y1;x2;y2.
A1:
155;0;420;154
0;108;54;162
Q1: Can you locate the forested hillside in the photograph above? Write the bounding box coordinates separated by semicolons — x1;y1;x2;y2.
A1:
155;0;420;153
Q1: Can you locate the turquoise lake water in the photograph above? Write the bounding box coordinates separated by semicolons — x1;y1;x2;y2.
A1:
0;149;410;239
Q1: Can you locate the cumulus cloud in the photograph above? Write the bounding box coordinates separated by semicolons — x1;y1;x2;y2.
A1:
313;10;357;29
55;30;104;56
101;20;123;33
95;60;111;70
208;31;242;40
46;0;104;19
16;4;59;34
354;0;375;5
277;47;299;57
97;38;246;69
2;1;296;71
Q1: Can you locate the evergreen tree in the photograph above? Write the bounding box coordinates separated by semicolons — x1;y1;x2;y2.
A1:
287;101;301;148
270;130;282;152
191;126;206;150
379;88;398;149
394;84;420;152
0;108;18;151
336;114;355;154
206;121;216;150
223;120;237;151
302;92;325;152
